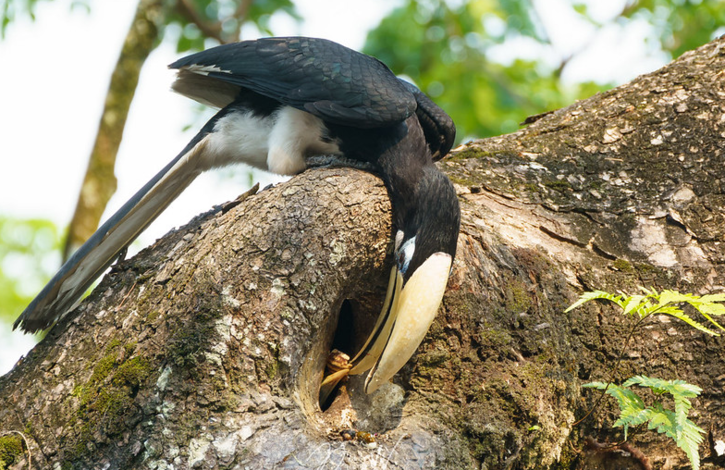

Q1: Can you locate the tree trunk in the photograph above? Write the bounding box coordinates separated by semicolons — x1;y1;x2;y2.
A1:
3;37;725;470
62;0;163;261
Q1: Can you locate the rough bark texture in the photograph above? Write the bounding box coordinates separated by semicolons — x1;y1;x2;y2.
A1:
63;0;163;261
3;37;725;470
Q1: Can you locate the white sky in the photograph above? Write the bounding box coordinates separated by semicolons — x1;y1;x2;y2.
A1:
0;0;674;373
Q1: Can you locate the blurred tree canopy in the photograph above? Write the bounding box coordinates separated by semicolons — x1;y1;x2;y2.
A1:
0;0;300;323
621;0;725;57
0;218;60;322
363;0;725;139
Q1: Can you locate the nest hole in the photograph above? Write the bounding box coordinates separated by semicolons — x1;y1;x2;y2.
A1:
319;294;386;411
296;290;387;419
318;299;356;411
332;299;355;354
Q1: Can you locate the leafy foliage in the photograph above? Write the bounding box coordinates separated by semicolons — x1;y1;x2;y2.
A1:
1;0;300;50
1;0;51;37
565;286;725;335
584;376;704;470
165;0;301;52
0;216;61;321
619;0;725;58
364;0;725;141
363;0;604;140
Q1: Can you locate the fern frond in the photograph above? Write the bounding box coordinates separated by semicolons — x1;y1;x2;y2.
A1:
638;302;677;319
658;290;725;332
687;300;725;332
660;308;719;336
622;294;649;316
659;290;697;305
614;406;652;439
587;376;704;470
678;419;705;470
618;377;703;470
604;384;645;411
696;302;725;316
698;293;725;304
645;404;676;436
616;406;654;428
565;291;623;313
623;376;701;397
622;375;662;392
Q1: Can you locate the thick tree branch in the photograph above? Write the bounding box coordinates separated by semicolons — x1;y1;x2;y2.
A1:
175;0;253;44
3;37;725;470
175;0;224;43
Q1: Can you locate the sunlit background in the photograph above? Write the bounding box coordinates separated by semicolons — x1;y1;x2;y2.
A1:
1;0;723;374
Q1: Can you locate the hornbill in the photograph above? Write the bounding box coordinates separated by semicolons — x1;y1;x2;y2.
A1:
14;37;460;394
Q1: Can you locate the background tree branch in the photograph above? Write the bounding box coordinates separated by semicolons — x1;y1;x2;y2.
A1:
3;35;725;470
62;0;163;261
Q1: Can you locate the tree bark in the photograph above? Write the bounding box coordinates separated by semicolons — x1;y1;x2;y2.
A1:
3;37;725;470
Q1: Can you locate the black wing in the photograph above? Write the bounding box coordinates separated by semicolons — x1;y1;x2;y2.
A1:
170;37;417;129
398;79;456;161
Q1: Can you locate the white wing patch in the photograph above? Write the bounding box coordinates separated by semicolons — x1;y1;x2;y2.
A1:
181;64;232;76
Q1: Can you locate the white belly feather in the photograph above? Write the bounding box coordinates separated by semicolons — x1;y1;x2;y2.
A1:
201;106;341;175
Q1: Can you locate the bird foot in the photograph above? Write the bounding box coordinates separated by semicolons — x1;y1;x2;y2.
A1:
306;155;376;172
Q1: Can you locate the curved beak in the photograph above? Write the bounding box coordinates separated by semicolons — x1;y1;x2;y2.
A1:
350;252;452;393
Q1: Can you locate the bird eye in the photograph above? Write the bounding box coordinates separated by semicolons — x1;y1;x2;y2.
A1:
396;236;416;274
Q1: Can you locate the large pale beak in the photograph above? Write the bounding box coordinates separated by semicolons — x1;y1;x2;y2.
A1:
350;252;452;393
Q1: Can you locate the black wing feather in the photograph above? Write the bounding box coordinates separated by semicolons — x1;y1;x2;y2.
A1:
398;79;456;160
170;37;417;128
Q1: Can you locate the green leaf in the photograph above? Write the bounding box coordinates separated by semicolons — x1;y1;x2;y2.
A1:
678;419;705;470
695;302;725;317
646;404;676;436
662;308;719;336
572;3;587;16
698;293;725;304
565;290;623;312
659;290;696;305
591;376;705;470
622;294;648;316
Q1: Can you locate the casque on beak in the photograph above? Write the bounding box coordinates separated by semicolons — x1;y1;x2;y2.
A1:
350;252;452;393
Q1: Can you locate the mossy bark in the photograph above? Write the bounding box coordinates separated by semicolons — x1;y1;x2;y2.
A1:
3;37;725;470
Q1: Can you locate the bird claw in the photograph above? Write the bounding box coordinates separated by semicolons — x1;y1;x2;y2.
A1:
306;154;375;172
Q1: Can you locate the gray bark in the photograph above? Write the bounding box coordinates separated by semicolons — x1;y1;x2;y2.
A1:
3;36;725;470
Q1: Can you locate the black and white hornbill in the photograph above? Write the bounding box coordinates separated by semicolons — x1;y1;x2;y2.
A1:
14;37;460;394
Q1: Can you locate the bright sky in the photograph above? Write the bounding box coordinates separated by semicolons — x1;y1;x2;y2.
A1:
0;0;672;374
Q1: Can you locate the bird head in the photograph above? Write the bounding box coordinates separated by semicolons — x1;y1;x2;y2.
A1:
350;165;460;393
